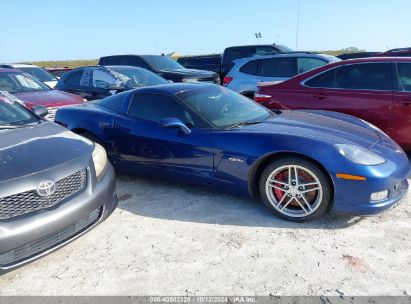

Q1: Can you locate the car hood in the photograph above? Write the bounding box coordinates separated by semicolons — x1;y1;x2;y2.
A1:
158;69;216;79
236;110;379;148
0;122;93;181
14;90;84;109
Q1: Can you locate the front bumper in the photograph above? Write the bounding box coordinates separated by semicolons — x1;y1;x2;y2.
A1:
0;163;117;271
330;162;409;215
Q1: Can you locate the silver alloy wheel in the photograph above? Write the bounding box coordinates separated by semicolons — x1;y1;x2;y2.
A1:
265;165;323;218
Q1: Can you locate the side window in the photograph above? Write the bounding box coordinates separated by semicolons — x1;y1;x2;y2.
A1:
65;70;85;86
305;69;336;88
92;69;117;89
239;60;261;76
297;58;327;74
128;94;199;127
261;58;297;77
396;63;411;92
335;63;392;90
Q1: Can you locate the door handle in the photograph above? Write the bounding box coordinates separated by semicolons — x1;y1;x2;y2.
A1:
312;94;328;100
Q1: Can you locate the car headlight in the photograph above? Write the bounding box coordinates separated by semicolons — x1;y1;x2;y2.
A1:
92;143;108;179
182;77;199;83
336;144;385;165
82;98;87;102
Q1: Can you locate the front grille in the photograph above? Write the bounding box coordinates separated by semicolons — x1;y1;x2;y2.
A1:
0;208;101;267
0;169;87;220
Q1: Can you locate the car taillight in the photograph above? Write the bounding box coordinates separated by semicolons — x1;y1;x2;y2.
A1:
254;93;272;103
223;77;233;86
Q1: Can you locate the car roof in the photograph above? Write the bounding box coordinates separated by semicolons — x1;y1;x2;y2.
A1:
1;63;37;68
69;65;149;72
0;67;23;73
100;54;155;58
341;56;411;63
128;82;216;95
233;53;338;64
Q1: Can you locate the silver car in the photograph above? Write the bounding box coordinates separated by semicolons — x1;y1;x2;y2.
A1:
0;92;117;272
223;53;340;98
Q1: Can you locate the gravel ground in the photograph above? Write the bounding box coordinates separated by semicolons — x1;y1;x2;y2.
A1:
0;174;410;296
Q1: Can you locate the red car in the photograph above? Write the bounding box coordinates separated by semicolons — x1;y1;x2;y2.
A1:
0;68;84;120
254;57;411;150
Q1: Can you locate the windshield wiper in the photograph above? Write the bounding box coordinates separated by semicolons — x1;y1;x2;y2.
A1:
229;120;263;128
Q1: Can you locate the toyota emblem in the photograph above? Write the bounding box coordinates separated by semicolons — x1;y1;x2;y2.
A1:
36;181;56;197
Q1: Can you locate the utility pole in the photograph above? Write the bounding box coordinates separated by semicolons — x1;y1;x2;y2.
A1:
296;0;300;50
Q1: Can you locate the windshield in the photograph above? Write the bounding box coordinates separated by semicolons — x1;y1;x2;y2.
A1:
0;92;39;126
0;72;50;93
276;45;294;52
177;85;272;128
19;67;57;82
142;55;185;71
110;67;168;88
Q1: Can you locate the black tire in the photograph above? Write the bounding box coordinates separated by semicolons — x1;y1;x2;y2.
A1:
259;157;332;222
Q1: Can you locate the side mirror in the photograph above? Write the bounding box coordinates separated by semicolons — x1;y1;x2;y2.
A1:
32;105;48;117
159;117;191;135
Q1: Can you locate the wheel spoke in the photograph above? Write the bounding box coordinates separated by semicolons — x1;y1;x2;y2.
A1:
300;181;320;187
269;179;288;186
300;194;313;211
280;196;294;211
276;193;288;207
293;166;299;185
301;187;320;194
288;166;292;184
269;184;287;192
294;197;309;214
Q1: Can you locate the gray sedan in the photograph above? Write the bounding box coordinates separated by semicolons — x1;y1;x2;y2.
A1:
223;53;340;98
0;92;117;272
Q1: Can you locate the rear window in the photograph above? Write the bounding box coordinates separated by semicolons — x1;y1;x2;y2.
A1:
99;57;122;65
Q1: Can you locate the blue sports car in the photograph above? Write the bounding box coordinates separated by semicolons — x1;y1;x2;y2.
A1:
55;83;410;221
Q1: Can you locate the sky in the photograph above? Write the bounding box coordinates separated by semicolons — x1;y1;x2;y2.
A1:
1;0;410;62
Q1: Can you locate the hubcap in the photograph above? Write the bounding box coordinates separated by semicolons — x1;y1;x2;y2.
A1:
265;165;323;218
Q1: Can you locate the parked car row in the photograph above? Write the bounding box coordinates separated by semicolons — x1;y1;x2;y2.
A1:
98;54;220;84
178;43;295;80
1;46;411;273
